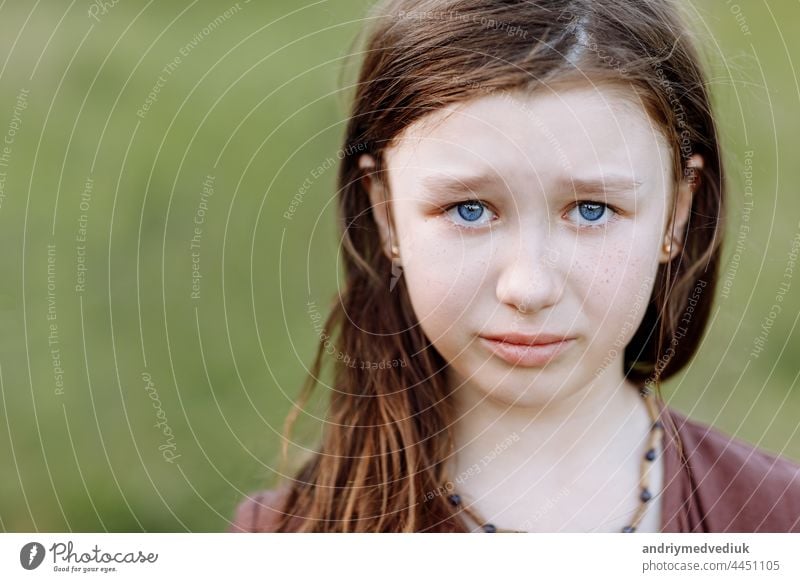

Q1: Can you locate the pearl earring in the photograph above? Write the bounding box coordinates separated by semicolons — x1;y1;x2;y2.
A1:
390;244;400;258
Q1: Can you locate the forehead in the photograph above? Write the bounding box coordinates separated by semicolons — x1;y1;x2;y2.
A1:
385;83;672;188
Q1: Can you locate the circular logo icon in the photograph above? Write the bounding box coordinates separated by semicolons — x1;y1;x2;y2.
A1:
20;542;46;570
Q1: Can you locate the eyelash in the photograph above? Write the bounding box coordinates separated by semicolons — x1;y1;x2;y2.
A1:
442;199;620;230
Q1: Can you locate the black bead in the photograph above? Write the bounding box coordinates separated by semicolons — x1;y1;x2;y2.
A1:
621;525;635;533
652;420;663;430
448;494;461;506
645;448;656;461
640;488;652;503
482;523;497;533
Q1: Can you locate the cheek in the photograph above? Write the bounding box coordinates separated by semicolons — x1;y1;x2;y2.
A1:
572;235;661;349
399;228;490;337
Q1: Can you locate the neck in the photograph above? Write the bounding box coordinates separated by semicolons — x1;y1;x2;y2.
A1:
444;366;655;532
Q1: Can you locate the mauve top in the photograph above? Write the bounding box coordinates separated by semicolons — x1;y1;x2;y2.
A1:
228;400;800;533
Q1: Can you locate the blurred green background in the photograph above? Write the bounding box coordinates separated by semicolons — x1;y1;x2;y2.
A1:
0;0;798;531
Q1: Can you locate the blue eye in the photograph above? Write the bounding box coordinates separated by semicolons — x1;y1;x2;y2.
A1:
445;200;495;228
579;202;605;221
568;201;616;227
458;201;484;221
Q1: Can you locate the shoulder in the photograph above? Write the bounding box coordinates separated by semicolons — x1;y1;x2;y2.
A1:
227;487;292;533
668;407;800;532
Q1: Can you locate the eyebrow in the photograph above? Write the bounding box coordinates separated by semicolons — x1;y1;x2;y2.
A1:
420;173;505;199
419;172;642;199
555;175;643;197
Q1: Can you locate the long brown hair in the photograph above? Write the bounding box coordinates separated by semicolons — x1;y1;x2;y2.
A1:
271;0;725;532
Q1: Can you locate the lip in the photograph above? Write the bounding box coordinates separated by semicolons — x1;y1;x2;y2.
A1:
481;332;574;346
479;334;576;367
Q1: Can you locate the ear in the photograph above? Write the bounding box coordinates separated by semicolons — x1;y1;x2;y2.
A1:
358;153;395;261
660;153;703;263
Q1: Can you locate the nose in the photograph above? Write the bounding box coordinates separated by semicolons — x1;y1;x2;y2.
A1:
495;230;562;314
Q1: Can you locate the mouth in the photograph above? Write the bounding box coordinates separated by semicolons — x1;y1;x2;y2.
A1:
478;335;576;367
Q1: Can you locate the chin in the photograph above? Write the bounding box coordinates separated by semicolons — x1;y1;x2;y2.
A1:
477;375;574;409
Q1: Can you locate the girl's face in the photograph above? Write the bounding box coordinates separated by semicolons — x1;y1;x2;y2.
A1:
361;83;696;408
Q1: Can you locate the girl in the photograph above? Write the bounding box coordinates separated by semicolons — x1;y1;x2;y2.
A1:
230;0;800;533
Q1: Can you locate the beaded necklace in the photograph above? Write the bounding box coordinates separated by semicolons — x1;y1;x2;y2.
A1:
447;385;663;533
